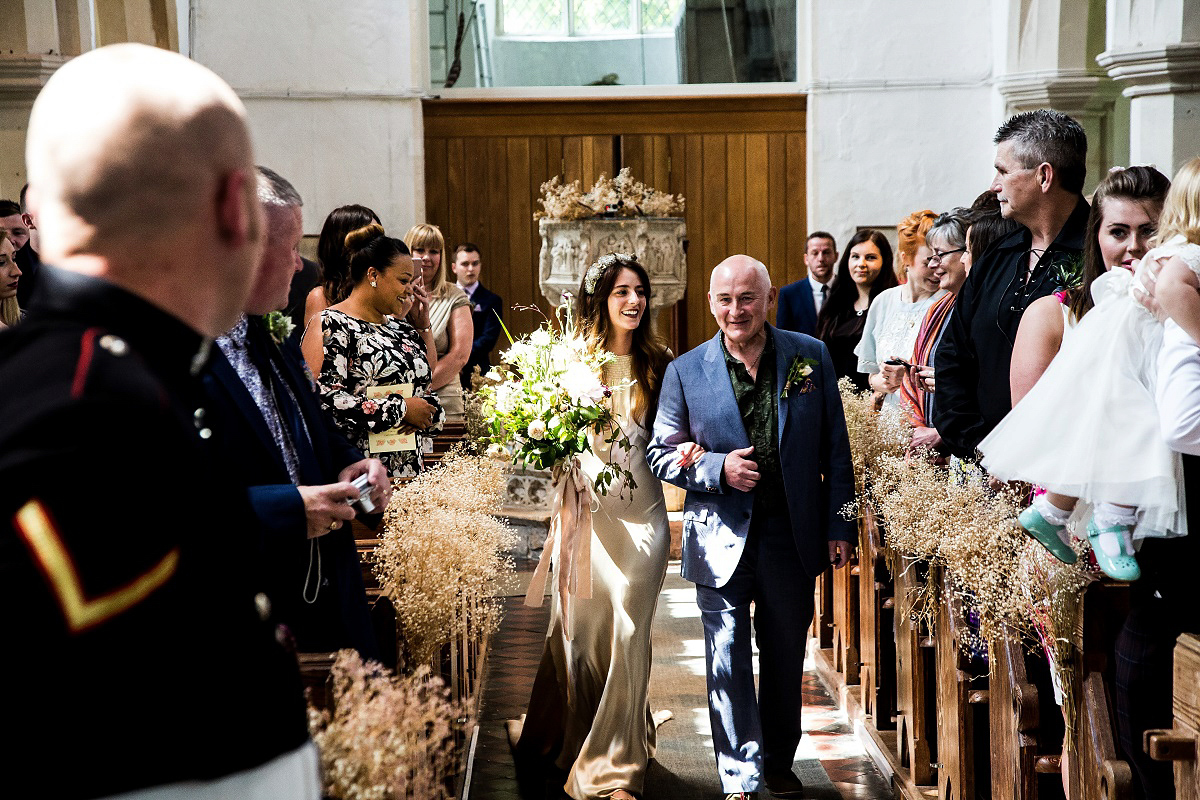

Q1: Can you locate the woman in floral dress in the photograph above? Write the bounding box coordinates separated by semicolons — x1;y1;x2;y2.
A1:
301;224;444;478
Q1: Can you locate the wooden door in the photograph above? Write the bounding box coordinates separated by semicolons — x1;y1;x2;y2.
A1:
422;95;807;354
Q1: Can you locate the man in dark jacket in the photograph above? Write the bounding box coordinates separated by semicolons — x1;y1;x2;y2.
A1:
453;242;503;386
203;166;387;658
934;109;1089;459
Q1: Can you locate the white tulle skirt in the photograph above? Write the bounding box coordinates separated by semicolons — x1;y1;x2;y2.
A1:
978;267;1186;540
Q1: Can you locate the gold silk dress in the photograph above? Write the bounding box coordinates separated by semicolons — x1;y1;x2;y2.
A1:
518;354;671;799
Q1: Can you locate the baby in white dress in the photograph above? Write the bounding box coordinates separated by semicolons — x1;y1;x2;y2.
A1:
980;157;1200;581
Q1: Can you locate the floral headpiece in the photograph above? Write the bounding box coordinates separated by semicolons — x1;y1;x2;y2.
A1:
583;252;635;295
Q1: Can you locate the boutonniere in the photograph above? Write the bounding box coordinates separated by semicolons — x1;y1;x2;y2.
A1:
781;356;820;398
1052;253;1085;291
262;311;296;346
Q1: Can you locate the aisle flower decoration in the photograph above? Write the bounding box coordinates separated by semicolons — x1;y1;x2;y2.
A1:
479;295;636;628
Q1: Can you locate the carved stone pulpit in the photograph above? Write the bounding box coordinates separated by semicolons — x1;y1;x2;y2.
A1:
538;217;687;311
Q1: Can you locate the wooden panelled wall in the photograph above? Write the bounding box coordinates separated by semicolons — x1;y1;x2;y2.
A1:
422;95;807;353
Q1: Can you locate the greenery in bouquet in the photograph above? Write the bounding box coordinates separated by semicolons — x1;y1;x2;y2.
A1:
479;298;636;496
536;167;685;221
308;651;463;800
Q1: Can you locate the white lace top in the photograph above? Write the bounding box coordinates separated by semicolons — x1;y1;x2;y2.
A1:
855;284;948;409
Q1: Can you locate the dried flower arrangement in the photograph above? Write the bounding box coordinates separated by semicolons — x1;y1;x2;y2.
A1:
536;167;685;221
373;450;517;666
308;651;464;800
838;378;910;501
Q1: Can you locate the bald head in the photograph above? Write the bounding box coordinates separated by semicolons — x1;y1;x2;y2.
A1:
26;44;263;335
708;254;777;345
710;255;772;294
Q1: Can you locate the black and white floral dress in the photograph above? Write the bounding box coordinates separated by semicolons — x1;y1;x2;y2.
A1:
316;309;445;479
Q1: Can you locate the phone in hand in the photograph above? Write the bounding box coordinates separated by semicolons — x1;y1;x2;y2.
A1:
884;357;912;368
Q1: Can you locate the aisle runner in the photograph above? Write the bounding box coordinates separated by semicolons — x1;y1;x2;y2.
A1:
644;568;840;799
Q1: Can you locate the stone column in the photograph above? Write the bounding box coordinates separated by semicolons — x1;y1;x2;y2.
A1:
1097;0;1200;176
994;0;1120;193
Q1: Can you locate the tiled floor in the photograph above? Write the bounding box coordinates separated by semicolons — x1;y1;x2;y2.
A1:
467;570;892;800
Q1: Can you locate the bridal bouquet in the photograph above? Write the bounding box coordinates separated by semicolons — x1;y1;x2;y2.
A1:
479;295;635;624
479;297;635;495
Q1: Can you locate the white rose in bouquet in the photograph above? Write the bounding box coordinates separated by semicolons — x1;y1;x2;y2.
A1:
560;361;605;405
527;419;547;439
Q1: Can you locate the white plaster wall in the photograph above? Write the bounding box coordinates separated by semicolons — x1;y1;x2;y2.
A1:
190;0;429;233
806;0;998;249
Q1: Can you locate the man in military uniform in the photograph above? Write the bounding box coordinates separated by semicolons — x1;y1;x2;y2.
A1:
0;44;316;798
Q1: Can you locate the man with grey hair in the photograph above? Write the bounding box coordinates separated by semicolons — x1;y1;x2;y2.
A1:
934;109;1090;459
202;165;389;658
0;44;318;798
648;255;855;799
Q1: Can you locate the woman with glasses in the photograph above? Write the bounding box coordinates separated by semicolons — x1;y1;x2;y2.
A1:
854;210;946;411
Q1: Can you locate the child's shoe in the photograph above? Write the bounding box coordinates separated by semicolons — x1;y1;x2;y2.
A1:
1086;520;1140;581
1018;505;1078;564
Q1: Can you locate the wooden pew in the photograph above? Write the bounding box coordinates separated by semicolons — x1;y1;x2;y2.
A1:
894;557;938;786
1066;580;1133;800
1144;633;1200;800
934;566;989;800
831;521;861;684
811;567;835;649
859;505;896;729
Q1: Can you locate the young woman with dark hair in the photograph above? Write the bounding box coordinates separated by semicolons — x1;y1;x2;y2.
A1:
301;224;444;479
815;229;899;391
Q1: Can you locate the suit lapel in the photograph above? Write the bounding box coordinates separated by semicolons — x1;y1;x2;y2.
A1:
207;346;291;477
772;325;794;446
701;333;741;422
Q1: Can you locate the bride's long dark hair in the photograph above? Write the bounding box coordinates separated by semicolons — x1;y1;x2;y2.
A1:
574;254;672;424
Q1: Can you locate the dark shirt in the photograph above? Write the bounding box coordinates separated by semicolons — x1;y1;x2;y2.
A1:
933;196;1089;458
0;267;308;798
721;328;781;499
14;242;40;309
285;256;320;341
819;307;869;392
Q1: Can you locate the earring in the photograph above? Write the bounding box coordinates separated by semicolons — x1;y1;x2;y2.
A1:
371;279;377;288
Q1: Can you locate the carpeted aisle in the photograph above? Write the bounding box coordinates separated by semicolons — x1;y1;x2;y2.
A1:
467;563;886;800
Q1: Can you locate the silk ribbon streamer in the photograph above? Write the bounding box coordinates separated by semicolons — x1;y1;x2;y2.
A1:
524;458;595;637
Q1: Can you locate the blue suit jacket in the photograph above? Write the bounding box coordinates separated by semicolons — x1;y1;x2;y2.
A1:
647;326;856;587
463;283;503;384
776;277;819;336
201;318;378;658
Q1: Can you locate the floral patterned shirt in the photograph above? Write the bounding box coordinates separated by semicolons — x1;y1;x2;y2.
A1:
316;309;445;479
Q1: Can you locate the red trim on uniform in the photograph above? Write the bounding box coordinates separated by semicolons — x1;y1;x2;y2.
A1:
71;328;100;400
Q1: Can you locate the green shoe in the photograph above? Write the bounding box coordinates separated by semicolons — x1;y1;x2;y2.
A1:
1086;520;1141;581
1018;505;1078;564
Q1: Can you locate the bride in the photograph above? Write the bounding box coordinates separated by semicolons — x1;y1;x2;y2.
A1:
514;253;691;800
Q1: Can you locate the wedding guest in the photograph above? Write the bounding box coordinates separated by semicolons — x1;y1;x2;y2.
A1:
816;229;898;391
452;242;503;387
405;223;471;421
933;109;1090;458
13;184;41;308
285;255;320;338
0;43;314;798
897;208;971;448
0;199;30;251
302;204;381;334
202;166;387;658
1010;165;1170;406
0;232;21;327
303;224;444;479
777;231;838;335
856;210;945;410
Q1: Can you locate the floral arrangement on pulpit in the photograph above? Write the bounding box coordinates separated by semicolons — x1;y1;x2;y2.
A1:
536;167;685;221
479;297;635;627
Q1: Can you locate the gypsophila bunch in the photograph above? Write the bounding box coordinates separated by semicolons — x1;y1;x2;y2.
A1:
838;378;910;501
479;297;636;496
308;652;463;800
536;168;684;220
374;451;516;666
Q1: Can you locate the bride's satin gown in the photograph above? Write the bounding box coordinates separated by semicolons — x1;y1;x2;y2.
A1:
518;354;671;799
